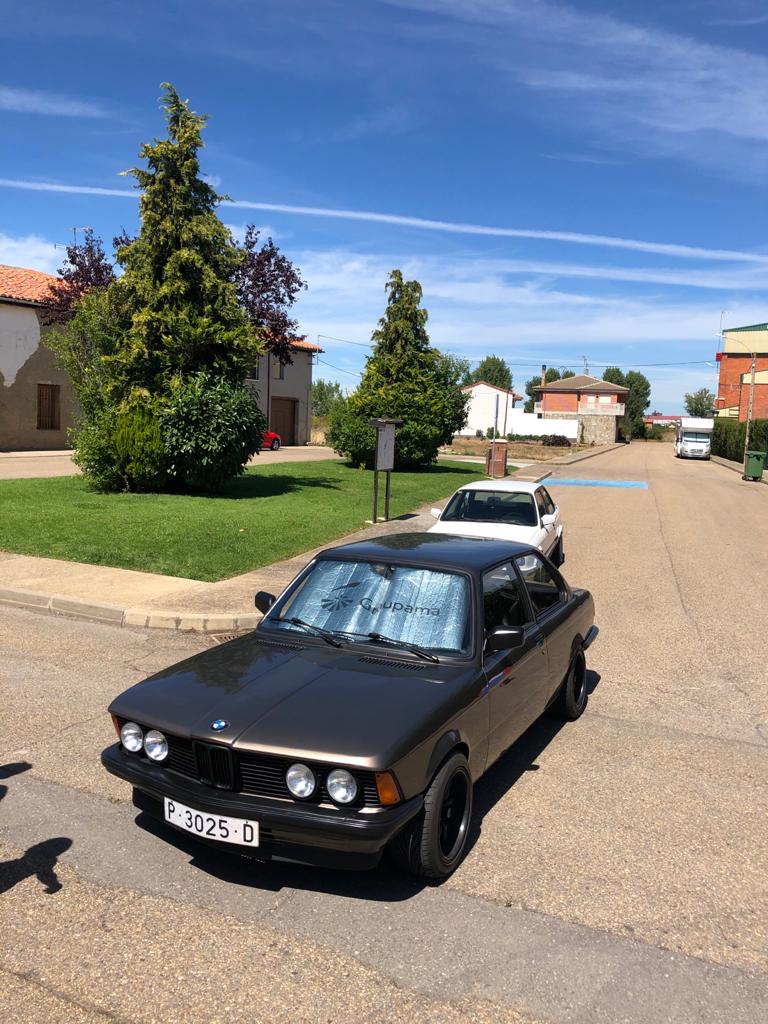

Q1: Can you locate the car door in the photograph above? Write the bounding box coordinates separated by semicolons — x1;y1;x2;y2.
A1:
536;485;561;557
514;552;572;713
539;486;560;539
482;560;550;765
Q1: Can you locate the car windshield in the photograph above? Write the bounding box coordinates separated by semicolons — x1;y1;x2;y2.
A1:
268;559;471;654
683;432;710;442
441;489;538;527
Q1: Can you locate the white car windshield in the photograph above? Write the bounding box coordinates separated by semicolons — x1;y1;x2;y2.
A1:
441;489;538;527
271;559;471;653
683;432;710;442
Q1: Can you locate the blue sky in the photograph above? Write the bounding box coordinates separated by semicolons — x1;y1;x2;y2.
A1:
3;0;768;411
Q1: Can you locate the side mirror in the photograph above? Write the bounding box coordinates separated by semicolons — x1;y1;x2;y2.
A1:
484;627;524;653
430;507;441;519
254;591;276;614
541;513;556;526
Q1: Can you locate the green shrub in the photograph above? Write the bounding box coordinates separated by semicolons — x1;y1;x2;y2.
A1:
646;424;665;441
71;409;122;491
712;417;768;461
161;373;266;492
114;402;165;491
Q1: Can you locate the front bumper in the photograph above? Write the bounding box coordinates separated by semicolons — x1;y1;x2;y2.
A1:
101;743;422;869
680;449;709;459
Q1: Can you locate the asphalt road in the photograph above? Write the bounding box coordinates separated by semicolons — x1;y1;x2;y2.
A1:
1;442;766;1023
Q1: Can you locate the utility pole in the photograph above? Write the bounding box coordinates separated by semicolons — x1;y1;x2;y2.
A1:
743;351;757;462
582;355;589;375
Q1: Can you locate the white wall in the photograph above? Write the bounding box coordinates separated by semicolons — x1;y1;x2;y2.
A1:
458;384;578;439
0;303;40;387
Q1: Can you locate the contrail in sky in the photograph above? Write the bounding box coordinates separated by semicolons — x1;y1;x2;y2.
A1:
1;176;766;264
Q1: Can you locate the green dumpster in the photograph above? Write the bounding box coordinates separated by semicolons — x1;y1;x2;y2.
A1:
744;450;766;481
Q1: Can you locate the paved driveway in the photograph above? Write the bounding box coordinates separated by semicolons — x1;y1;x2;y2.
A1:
0;442;766;1023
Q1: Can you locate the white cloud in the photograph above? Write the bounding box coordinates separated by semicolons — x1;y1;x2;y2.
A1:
0;232;59;273
0;84;106;118
383;0;768;165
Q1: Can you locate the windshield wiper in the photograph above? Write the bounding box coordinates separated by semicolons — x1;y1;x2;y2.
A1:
273;617;343;648
335;630;439;663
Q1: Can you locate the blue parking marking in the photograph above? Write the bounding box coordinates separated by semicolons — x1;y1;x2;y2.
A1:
547;479;648;489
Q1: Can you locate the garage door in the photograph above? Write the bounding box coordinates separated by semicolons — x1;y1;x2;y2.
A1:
271;397;297;445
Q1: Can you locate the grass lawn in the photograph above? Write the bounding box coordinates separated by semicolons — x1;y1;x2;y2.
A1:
0;459;492;582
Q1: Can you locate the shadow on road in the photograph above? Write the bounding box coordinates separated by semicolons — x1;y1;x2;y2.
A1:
0;837;73;896
134;682;604;899
0;761;73;896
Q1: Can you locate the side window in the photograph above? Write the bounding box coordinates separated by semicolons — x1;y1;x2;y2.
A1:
540;487;556;516
514;554;565;618
535;489;548;521
482;563;530;632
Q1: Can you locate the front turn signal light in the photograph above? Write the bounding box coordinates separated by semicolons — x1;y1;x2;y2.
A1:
111;714;121;739
375;771;402;806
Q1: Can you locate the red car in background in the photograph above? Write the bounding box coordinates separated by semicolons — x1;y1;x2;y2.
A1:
259;431;281;452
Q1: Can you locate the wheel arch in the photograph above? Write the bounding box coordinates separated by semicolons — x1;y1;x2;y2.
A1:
426;730;469;783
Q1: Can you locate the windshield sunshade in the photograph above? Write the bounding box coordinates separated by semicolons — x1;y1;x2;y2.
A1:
273;560;471;653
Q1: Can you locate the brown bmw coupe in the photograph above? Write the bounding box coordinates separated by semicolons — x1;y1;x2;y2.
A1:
102;533;597;878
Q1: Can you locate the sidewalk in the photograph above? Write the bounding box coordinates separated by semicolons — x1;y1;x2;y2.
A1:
0;443;617;633
0;504;442;633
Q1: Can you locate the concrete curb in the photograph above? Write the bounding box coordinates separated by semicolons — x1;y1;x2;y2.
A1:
711;454;768;485
0;585;261;634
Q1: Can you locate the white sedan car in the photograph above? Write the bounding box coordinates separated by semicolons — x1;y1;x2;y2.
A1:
429;480;564;565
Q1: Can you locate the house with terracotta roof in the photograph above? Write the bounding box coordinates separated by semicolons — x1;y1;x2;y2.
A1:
0;264;77;450
533;372;628;444
245;338;323;446
0;262;321;450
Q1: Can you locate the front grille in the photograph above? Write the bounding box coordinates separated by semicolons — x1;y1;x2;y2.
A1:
194;742;237;790
165;735;379;807
119;719;380;807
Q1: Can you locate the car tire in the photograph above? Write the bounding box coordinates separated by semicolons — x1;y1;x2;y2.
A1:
271;439;280;450
389;751;472;880
549;647;588;721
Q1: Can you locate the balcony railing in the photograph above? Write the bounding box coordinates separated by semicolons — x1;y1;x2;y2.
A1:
535;401;625;416
578;402;625;416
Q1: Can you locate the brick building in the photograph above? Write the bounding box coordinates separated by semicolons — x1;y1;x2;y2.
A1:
533;373;628;444
715;323;768;422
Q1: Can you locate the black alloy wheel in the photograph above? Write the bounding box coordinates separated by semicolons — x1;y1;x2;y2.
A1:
550;648;588;721
389;751;473;880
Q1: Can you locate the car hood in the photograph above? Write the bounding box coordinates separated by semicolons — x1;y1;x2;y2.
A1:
429;520;537;544
108;632;476;770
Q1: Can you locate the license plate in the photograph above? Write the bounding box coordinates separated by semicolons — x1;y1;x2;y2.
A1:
163;797;259;847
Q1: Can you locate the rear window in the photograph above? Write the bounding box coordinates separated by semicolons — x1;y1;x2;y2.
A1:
442;489;537;527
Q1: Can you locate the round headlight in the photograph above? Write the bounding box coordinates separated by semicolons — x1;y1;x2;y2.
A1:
326;768;358;805
144;729;168;762
120;721;143;753
286;763;316;799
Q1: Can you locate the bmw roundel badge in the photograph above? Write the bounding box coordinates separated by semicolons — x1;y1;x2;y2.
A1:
210;719;228;732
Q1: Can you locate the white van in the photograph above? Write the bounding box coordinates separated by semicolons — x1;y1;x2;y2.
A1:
675;417;714;460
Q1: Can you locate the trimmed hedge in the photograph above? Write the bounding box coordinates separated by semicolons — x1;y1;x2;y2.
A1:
712;418;768;462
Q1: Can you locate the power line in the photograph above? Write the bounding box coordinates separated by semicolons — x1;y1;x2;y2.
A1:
316;357;362;378
315;333;715;369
